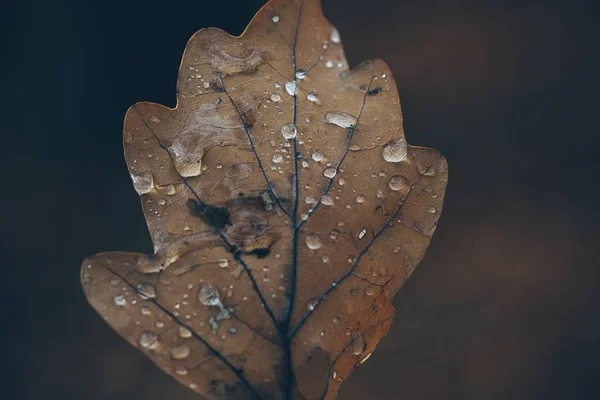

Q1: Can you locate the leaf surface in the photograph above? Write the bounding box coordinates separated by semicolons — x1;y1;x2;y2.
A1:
80;0;448;398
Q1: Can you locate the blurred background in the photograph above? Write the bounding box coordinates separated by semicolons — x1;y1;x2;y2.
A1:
2;0;599;398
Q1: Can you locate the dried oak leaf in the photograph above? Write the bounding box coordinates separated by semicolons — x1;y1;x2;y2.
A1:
80;0;448;399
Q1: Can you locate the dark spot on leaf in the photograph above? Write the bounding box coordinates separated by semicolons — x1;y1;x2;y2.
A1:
187;199;231;229
367;87;382;96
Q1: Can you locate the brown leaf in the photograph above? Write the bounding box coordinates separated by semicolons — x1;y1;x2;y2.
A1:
80;0;448;399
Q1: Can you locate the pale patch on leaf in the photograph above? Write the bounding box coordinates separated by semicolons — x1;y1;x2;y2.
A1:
80;0;448;399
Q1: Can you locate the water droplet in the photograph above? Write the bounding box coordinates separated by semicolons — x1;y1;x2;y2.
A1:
312;150;324;162
307;91;319;102
295;69;307;79
330;27;341;44
114;295;126;306
329;229;340;240
325;111;357;129
178;326;192;338
382;138;408;163
150;115;161;123
271;93;281;102
322;255;330;263
272;153;283;163
321;195;334;206
307;298;318;310
131;171;154;195
165;184;176;195
174;366;188;376
198;284;221;307
285;80;298;96
365;286;375;296
168;137;205;177
325;60;334;68
388;175;408;191
393;246;401;253
355;194;366;203
358;228;367;239
323;167;337;178
428;206;437;214
228;327;238;334
302;160;309;168
272;15;280;23
281;123;297;140
218;259;229;268
305;233;322;250
136;283;156;299
139;331;158;348
141;306;151;315
170;344;191;359
352;333;367;356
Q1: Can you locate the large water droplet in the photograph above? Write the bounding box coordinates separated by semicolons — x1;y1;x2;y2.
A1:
136;283;156;299
325;111;357;128
388;175;408;191
352;333;367;356
321;195;334;206
168;137;205;177
330;27;341;44
305;233;323;250
170;344;191;360
382;138;407;163
198;284;221;307
139;331;158;348
271;93;281;102
307;91;319;102
312;150;324;162
285;80;298;96
281;123;297;140
323;167;337;178
131;171;154;195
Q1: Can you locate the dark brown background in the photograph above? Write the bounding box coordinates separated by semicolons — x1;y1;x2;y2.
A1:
2;0;599;398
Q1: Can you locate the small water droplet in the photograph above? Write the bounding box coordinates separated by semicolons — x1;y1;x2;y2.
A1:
355;194;366;203
114;295;126;306
218;259;229;268
307;298;318;311
428;206;437;214
131;171;154;195
272;153;283;163
325;60;334;68
281;123;297;140
329;229;340;240
322;254;330;263
285;80;298;96
382;138;408;162
330;27;341;44
325;111;356;128
365;286;375;296
272;15;280;23
307;91;319;102
271;93;281;102
323;167;337;178
305;233;322;250
358;228;367;239
139;331;158;348
141;306;151;315
170;344;191;359
302;160;309;168
165;184;176;195
393;246;401;253
178;326;192;338
174;366;188;376
295;69;307;79
198;284;221;307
